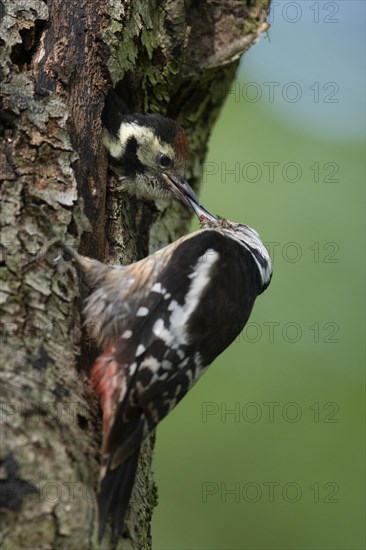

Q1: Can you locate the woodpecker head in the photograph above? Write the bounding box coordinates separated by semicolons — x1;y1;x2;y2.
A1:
102;91;197;206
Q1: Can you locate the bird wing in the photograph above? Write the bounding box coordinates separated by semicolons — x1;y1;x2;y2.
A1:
92;229;263;539
94;229;263;454
91;231;214;450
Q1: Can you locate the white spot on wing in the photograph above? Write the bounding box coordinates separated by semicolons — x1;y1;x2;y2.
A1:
167;299;178;312
136;344;146;356
194;351;202;367
153;318;176;346
153;319;164;336
137;306;149;317
152;282;164;294
141;356;160;371
122;330;132;339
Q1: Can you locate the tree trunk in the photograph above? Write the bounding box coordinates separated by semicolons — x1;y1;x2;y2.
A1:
0;0;270;547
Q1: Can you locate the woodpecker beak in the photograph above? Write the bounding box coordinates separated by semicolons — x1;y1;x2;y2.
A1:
162;174;218;223
185;196;218;224
162;174;200;205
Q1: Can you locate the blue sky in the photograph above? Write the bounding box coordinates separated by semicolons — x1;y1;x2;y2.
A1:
240;0;365;140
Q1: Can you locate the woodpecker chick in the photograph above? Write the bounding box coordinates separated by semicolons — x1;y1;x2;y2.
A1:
52;195;272;542
102;91;196;206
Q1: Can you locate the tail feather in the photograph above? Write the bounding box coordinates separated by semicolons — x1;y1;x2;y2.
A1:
98;448;140;543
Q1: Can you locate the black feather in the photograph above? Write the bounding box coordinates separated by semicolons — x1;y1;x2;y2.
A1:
97;359;144;543
102;90;131;139
98;448;140;544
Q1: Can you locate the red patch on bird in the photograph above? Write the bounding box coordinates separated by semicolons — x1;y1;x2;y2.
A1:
91;344;120;448
174;126;190;159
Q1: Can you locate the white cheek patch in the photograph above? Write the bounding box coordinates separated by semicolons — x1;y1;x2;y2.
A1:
103;129;124;159
135;130;175;169
115;123;176;167
116;123;141;157
104;122;146;159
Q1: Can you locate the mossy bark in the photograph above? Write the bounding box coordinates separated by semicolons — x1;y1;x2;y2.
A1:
0;0;270;547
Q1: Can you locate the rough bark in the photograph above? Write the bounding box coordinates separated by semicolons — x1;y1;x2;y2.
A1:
0;0;270;548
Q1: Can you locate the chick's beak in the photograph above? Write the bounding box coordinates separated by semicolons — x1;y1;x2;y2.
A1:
162;174;218;223
162;173;199;205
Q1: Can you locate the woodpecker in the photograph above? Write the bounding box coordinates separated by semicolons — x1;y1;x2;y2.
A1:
49;195;272;543
102;91;197;205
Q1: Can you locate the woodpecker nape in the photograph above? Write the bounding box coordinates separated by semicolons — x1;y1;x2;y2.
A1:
50;194;272;543
102;90;197;205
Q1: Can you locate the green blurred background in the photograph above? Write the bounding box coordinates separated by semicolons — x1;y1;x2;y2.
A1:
153;2;365;548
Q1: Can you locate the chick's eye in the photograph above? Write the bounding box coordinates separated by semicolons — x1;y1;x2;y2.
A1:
159;153;172;168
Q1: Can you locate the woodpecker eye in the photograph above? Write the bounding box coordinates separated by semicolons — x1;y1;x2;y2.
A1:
159;153;172;168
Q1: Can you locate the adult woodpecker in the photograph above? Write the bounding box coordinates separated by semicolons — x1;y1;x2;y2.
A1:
50;196;272;542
